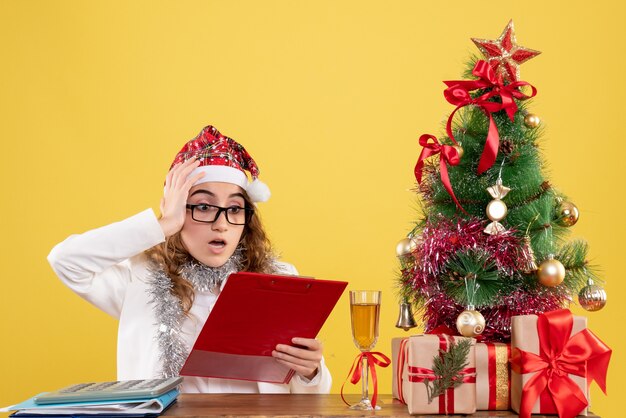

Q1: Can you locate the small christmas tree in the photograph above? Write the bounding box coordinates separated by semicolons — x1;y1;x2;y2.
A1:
397;20;607;342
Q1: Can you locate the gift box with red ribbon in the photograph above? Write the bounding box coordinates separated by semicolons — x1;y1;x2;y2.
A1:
394;334;477;415
391;337;407;400
475;342;511;410
510;309;612;418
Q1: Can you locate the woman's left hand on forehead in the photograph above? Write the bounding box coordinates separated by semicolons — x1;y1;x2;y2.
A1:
158;157;205;237
272;337;323;381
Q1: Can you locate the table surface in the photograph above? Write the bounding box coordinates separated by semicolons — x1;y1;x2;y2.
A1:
162;394;600;417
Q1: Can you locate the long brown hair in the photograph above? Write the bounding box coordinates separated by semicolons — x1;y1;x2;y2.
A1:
145;192;275;313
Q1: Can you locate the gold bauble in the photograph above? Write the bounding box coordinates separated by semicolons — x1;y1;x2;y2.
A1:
486;199;508;222
456;309;486;338
524;114;541;128
578;283;607;312
537;256;565;287
557;201;579;227
396;236;418;257
453;144;464;159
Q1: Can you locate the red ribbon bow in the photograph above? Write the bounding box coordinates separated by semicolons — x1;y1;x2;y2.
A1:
510;309;612;418
414;134;466;214
340;351;391;409
443;60;537;174
426;324;459;337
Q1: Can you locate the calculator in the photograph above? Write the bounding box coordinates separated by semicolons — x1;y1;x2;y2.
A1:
33;376;183;404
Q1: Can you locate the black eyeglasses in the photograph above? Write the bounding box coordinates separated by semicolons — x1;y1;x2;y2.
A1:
186;204;254;225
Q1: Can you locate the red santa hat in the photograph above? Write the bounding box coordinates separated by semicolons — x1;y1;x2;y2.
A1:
170;125;270;202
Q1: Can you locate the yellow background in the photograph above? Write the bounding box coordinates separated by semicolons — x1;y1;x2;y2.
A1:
1;1;624;416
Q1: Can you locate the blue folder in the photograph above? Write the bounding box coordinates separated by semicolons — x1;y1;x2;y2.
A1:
5;388;178;417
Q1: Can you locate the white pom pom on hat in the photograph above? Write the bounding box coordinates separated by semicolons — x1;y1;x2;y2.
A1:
169;125;271;202
246;178;271;202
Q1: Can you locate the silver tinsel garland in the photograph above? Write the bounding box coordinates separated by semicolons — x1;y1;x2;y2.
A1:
146;249;243;378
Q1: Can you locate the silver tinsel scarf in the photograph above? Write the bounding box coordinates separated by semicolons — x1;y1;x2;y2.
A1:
146;248;243;378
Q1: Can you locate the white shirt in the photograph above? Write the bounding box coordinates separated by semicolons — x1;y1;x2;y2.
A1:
48;209;331;394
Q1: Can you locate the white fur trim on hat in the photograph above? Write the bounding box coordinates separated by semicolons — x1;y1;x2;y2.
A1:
190;166;248;189
190;166;271;202
246;178;271;202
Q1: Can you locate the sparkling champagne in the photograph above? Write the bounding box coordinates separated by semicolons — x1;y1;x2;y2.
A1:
350;303;380;351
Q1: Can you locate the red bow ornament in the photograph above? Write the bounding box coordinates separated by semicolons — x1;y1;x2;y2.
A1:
414;134;466;214
443;60;537;175
510;309;612;418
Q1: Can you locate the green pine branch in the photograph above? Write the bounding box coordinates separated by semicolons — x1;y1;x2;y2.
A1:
425;338;472;403
557;240;603;289
442;249;516;307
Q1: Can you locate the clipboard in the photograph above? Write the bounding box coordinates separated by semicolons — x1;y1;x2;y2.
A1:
179;272;348;384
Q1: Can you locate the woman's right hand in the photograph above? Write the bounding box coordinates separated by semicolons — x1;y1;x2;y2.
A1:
158;157;205;237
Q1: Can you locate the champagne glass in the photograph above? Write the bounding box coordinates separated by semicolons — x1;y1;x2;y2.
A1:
349;290;381;410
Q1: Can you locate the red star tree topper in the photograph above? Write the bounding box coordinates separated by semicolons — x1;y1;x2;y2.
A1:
471;20;541;83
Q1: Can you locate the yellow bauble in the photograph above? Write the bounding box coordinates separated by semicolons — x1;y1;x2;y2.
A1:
396;237;418;257
524;114;541;128
486;199;508;222
557;201;579;227
537;257;565;287
456;309;485;337
453;144;464;159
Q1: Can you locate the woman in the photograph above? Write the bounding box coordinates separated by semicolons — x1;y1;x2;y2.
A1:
48;125;331;393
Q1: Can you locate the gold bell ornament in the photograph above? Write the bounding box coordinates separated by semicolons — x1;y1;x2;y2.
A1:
578;277;607;312
395;300;418;331
537;254;566;287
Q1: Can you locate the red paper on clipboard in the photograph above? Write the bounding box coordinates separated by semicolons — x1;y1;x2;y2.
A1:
179;272;348;384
